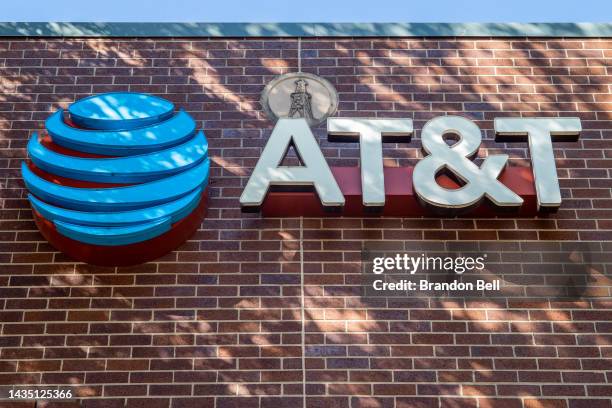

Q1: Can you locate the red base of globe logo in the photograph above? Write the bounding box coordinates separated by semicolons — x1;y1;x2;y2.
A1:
32;190;207;267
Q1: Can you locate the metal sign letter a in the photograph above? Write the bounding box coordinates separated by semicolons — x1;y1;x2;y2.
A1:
240;118;345;210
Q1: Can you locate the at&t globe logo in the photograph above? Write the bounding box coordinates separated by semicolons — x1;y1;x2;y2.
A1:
22;92;210;266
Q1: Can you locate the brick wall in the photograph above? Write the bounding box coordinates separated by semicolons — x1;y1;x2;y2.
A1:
0;37;611;408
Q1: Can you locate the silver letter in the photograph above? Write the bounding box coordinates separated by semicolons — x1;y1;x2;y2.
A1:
494;118;581;210
240;118;344;210
327;118;413;206
413;116;523;211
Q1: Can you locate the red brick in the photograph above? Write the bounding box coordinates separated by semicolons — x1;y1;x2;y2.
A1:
0;36;609;407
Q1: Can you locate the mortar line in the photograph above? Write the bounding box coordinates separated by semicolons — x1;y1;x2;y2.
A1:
300;215;306;408
298;37;302;73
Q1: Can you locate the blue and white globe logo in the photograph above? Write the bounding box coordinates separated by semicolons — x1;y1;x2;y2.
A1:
22;92;210;266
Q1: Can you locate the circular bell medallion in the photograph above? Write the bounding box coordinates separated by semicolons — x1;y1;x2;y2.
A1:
260;72;339;127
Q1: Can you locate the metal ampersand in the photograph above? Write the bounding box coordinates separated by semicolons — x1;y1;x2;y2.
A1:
413;116;523;211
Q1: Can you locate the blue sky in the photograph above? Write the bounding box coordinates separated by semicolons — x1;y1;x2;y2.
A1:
2;0;611;22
